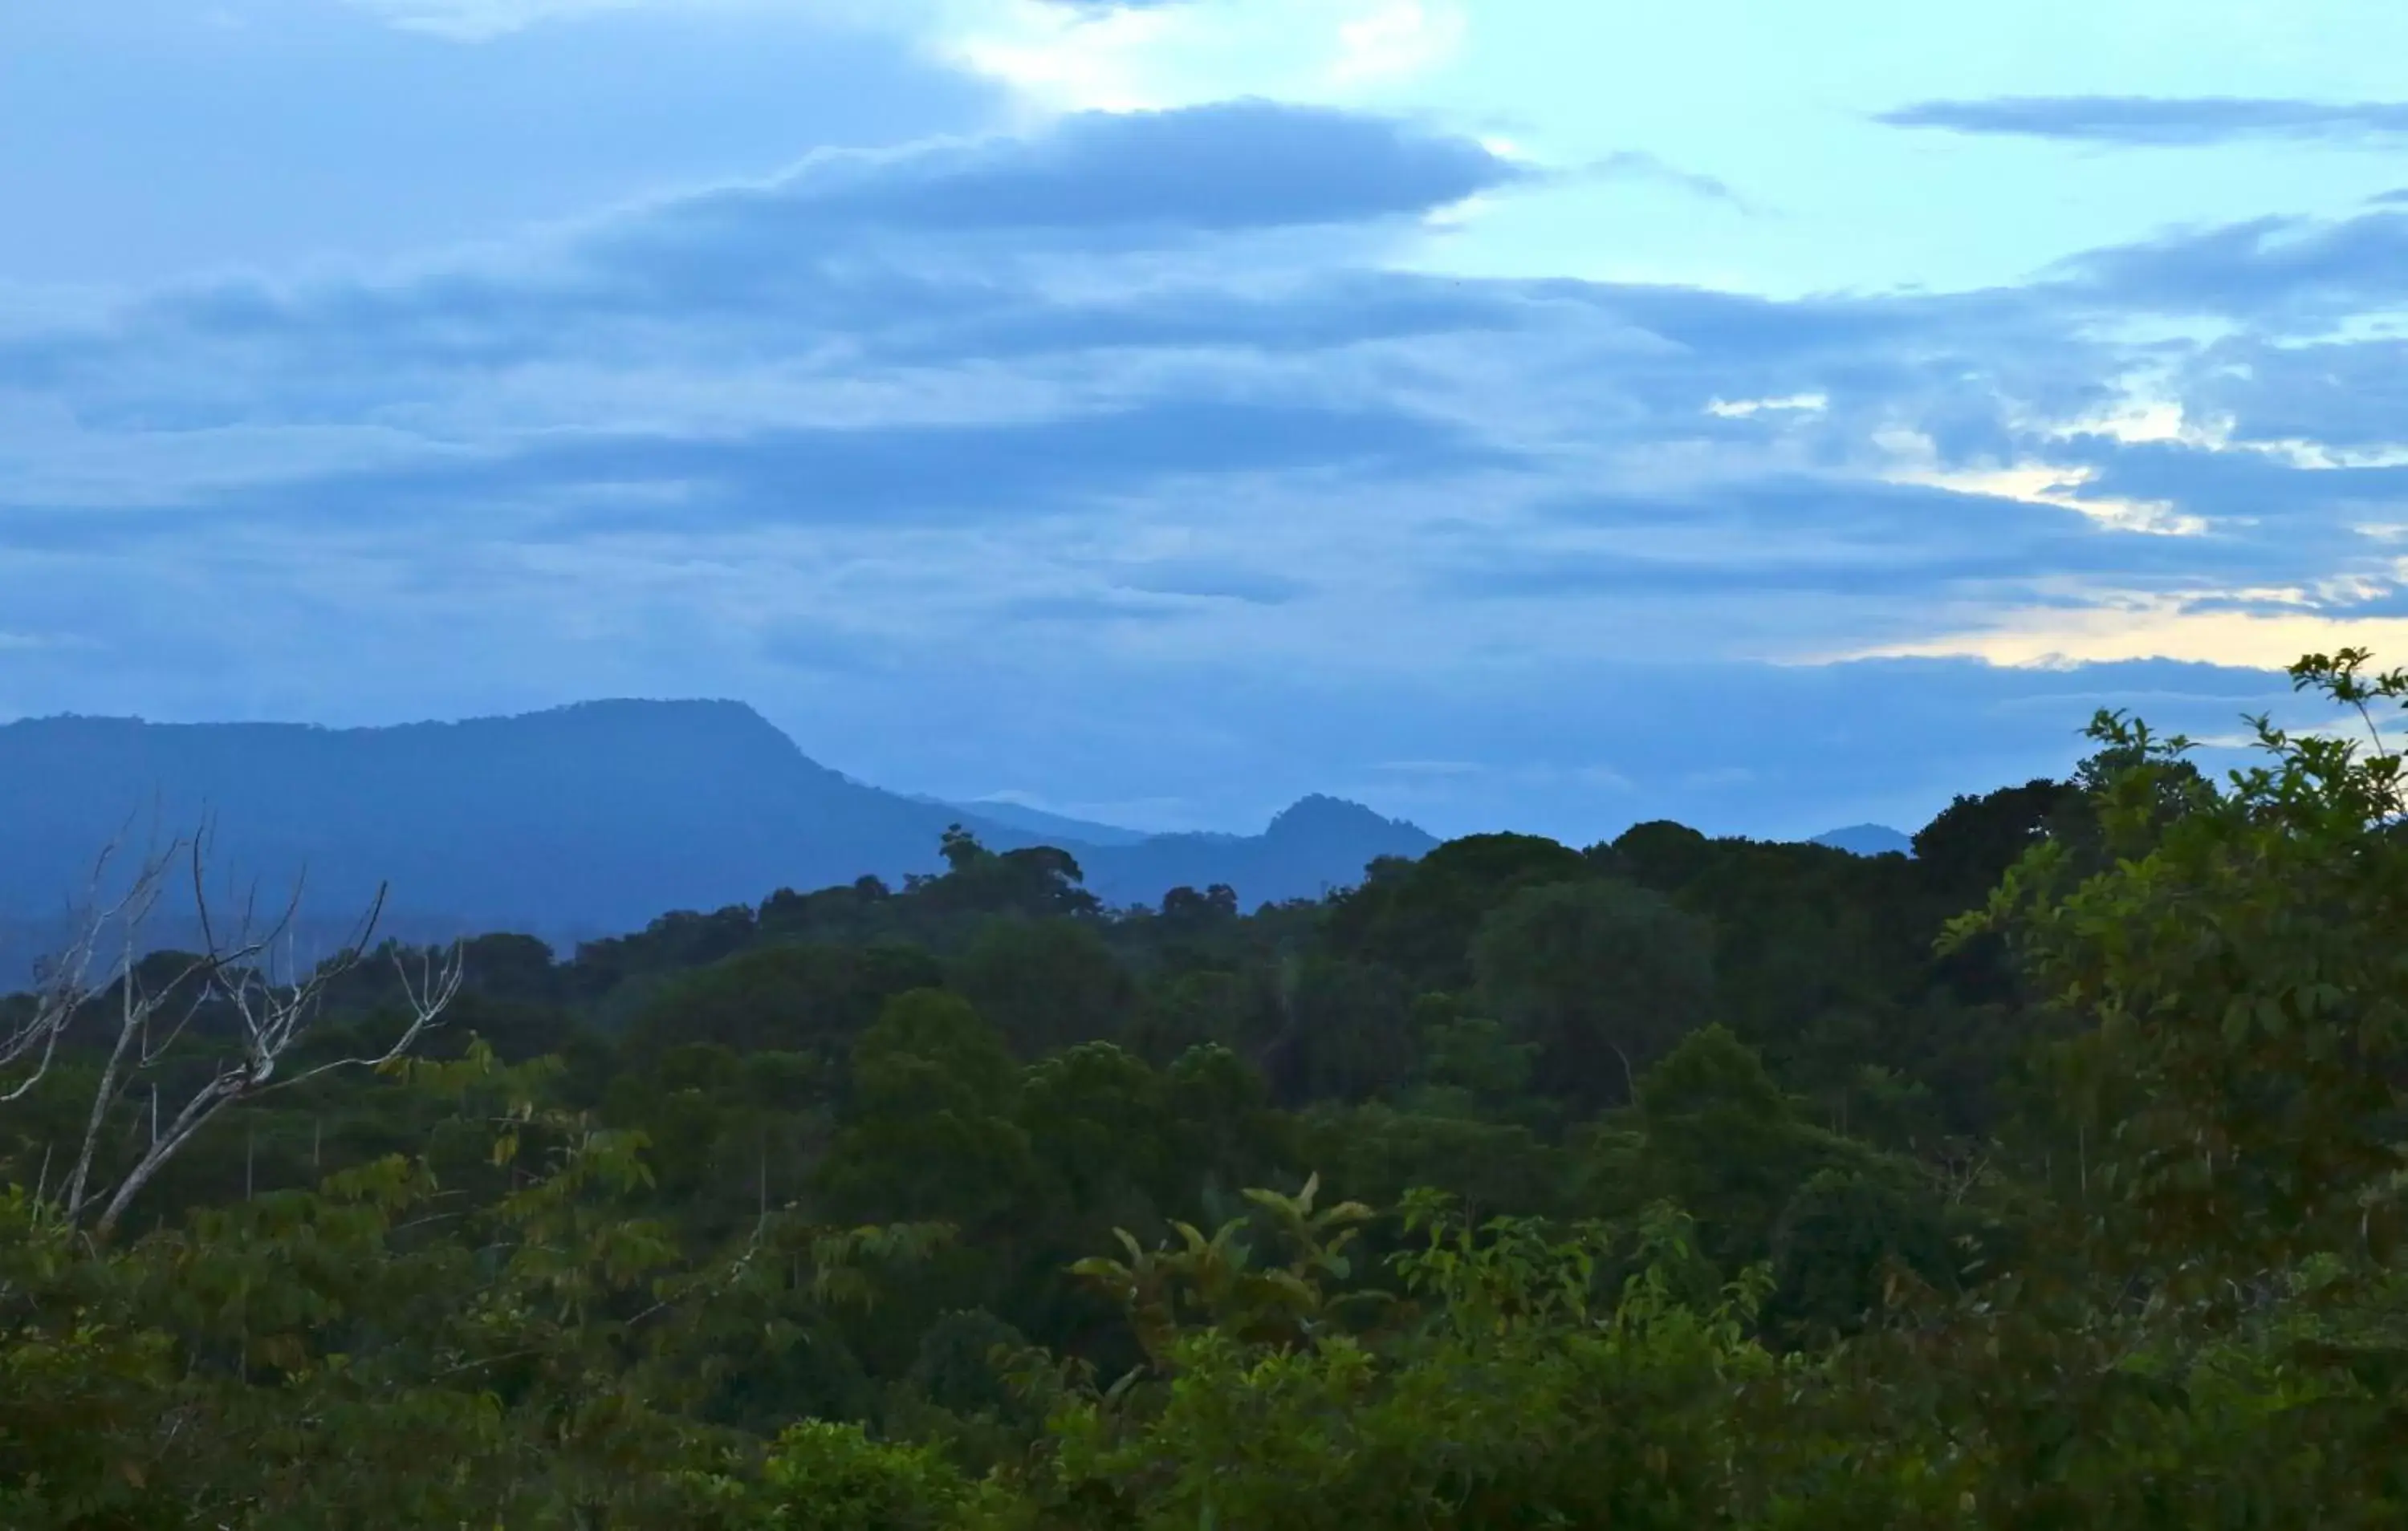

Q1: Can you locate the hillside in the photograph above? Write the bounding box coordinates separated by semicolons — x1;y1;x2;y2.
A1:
1808;822;1914;856
0;702;1437;953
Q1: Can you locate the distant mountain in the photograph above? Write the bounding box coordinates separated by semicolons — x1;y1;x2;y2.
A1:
1078;795;1438;907
1809;823;1914;857
913;794;1151;848
0;703;1437;956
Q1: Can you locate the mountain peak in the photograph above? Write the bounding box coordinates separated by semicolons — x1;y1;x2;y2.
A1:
0;703;1442;938
445;696;783;740
522;696;764;721
1265;794;1434;844
1809;823;1914;857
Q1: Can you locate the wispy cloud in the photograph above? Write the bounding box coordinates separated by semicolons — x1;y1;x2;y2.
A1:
341;0;794;42
621;97;1527;236
2051;209;2408;323
1877;95;2408;148
1584;151;1751;210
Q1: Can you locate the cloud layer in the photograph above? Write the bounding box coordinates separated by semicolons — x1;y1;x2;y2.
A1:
2;83;2401;838
1879;95;2408;148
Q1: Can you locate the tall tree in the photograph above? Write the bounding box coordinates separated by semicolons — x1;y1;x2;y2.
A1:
1472;878;1717;1111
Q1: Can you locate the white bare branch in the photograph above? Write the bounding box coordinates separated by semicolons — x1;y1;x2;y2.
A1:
0;825;187;1101
0;817;465;1240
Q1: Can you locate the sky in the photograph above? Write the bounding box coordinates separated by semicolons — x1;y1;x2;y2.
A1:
3;0;2405;843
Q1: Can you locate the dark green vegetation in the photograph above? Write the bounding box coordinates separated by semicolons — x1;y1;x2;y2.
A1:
8;652;2408;1527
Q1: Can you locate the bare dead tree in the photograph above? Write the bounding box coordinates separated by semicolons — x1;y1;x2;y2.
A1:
1;818;464;1240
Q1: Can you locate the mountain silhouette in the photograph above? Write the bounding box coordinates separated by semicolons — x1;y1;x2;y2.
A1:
1808;822;1914;857
1076;794;1436;906
0;702;1437;958
910;794;1151;847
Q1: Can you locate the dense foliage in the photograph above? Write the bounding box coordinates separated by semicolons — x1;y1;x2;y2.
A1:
7;652;2408;1525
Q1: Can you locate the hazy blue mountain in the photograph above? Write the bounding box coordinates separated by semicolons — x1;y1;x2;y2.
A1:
1809;823;1915;857
0;702;1437;957
912;794;1151;848
1078;795;1435;906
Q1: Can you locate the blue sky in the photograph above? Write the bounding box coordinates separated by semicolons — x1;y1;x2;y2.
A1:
2;0;2403;843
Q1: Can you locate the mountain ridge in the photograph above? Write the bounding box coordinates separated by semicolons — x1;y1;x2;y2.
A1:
1809;822;1915;857
0;701;1438;950
908;793;1153;848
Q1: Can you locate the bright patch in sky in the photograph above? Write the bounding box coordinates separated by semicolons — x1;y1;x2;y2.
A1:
938;0;1469;114
0;0;2402;840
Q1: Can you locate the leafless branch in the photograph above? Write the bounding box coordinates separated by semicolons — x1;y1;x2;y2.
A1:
0;821;185;1101
0;818;465;1240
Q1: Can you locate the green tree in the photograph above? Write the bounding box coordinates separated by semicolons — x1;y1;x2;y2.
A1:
1271;956;1419;1104
816;990;1035;1234
1323;833;1592;991
1912;777;2081;912
911;830;1102;921
1472;878;1717;1110
1608;818;1714;893
622;940;942;1066
1630;1024;1880;1272
1958;651;2408;1289
954;916;1133;1058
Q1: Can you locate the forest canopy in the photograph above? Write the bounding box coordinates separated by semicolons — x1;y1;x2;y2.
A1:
5;651;2408;1527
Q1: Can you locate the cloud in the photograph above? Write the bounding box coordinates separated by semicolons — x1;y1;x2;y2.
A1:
339;0;896;43
341;0;661;42
937;0;1470;116
613;98;1524;242
1429;473;2303;628
2166;334;2408;452
9;99;2408;839
335;0;1465;124
829;652;2312;841
1112;558;1312;603
1877;95;2408;148
0;2;1007;290
995;590;1191;623
1585;151;1750;210
2052;209;2408;323
0;102;1533;431
138;400;1513;541
1328;0;1466;87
